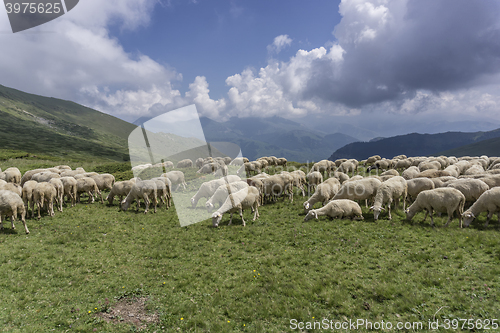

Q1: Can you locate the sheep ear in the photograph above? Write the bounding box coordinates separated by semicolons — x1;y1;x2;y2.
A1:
369;206;374;210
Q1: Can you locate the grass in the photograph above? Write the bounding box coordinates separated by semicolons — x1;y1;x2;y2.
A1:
0;161;499;332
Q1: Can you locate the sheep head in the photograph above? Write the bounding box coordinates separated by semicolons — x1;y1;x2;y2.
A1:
462;211;475;227
211;212;223;227
120;199;130;211
369;206;384;220
205;202;214;213
303;210;317;222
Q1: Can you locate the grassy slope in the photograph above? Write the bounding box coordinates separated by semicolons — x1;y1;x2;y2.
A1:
0;158;498;332
438;136;500;157
0;84;136;161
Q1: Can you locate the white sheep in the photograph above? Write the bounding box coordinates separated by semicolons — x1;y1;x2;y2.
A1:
405;177;435;205
338;160;357;175
464;164;485;175
121;179;158;214
236;162;261;177
0;167;22;184
462;187;500;227
31;172;61;183
405;188;466;227
288;170;307;196
60;177;78;207
211;186;260;227
446;179;489;205
162;171;187;191
306;171;323;193
380;169;399;177
106;180;135;205
0;190;29;234
331;171;350;184
370;176;407;220
443;165;460;178
303;177;341;212
402;166;420;180
0;182;22;196
76;177;101;204
229;157;246;166
151;177;172;209
33;182;57;219
418;160;441;172
205;181;250;212
22;180;38;218
311;160;333;178
332;178;382;208
304;199;363;222
177;159;193;168
261;174;293;203
48;178;64;212
90;173;116;195
191;175;241;208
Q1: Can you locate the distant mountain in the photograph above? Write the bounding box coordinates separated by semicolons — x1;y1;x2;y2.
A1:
200;116;359;162
328;129;500;161
438;136;500;157
0;84;135;161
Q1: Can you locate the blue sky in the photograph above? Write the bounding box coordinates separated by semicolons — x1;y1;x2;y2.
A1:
1;0;500;138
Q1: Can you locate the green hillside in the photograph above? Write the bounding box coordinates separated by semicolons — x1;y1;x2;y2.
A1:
438;136;500;157
0;84;136;161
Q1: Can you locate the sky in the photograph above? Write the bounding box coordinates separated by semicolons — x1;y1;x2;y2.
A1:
1;0;500;139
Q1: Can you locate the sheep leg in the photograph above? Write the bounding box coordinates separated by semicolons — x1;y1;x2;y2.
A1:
485;211;494;227
429;209;435;227
228;212;233;226
422;209;429;223
253;205;259;221
49;201;55;217
30;199;35;219
143;194;150;214
20;213;29;234
443;209;453;227
239;207;246;226
10;215;15;229
37;200;42;220
388;204;392;220
98;191;104;204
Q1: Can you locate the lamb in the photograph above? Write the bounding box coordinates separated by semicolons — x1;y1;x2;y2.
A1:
162;171;187;191
191;175;241;207
332;178;382;207
121;179;158;214
33;182;57;219
211;186;260;227
48;178;64;212
462;187;500;227
370;176;407;220
406;177;435;205
22;180;38;218
446;179;489;205
405;188;466;227
177;159;193;168
306;171;323;193
60;177;78;207
402;166;420;180
31;172;61;183
76;177;101;204
205;181;250;212
303;177;341;212
106;180;135;205
0;190;29;234
304;199;363;222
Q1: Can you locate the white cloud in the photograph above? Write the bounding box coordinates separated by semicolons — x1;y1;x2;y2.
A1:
267;34;293;54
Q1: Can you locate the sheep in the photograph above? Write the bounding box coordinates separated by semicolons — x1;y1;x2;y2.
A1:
288;170;307;196
236;162;261;177
162;171;187;191
223;157;232;165
478;175;500;189
365;155;381;166
418;160;441;172
197;163;218;174
191;175;241;208
306;171;323;193
370;176;407;220
22;180;38;218
303;177;341;212
380;169;399;177
332;178;382;208
205;181;250;212
151;177;172;209
402;166;420;180
60;177;78;207
121;179;158;214
31;172;61;183
211;186;260;227
76;177;101;204
338;160;357;175
394;159;412;171
150;178;169;209
261;174;293;203
406;177;435;205
276;158;287;168
257;158;269;170
0;183;22;196
367;159;390;173
195;158;204;169
213;164;228;178
90;174;115;195
177;159;193;168
405;188;466;227
335;158;347;167
48;178;64;212
345;175;364;182
229;157;246;166
33;182;57;219
59;169;85;178
443;165;460;178
277;172;295;202
464;164;485;175
311;160;333;178
55;165;72;171
304;199;363;222
0;167;22;184
462;187;500;227
246;177;264;204
106;180;135;205
331;171;350;184
446;179;489;205
414;170;451;179
0;190;29;234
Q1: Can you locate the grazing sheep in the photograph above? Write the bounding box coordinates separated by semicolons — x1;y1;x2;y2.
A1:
394;159;412;171
33;182;57;219
402;166;420;180
257;158;269;170
306;171;323;193
0;183;22;196
464;164;485;175
311;160;333;178
106;180;135;205
446;179;489;205
60;177;78;207
406;177;435;205
213;164;229;178
48;178;64;212
405;188;466;227
478;175;500;189
195;158;204;169
162;171;187;191
443;165;460;178
0;167;22;184
303;177;341;212
151;177;172;209
59;169;85;178
121;179;158;214
191;175;241;208
332;178;382;207
236;162;261;177
276;158;287;168
229;157;245;166
197;162;218;174
331;171;350;184
304;199;363;222
367;159;390;173
22;180;38;218
261;174;293;203
205;181;249;212
288;170;307;196
365;155;381;166
76;177;101;204
177;159;193;168
370;176;407;220
55;165;72;171
380;169;399;177
31;172;61;183
338;160;357;175
211;186;260;227
418;160;441;172
246;177;264;204
345;175;364;182
415;170;451;179
0;190;29;234
90;174;115;194
335;159;347;167
462;187;500;227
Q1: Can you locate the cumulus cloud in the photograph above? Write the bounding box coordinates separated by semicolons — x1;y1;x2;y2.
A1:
267;34;293;54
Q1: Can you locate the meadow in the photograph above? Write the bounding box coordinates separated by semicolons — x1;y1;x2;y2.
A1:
0;154;499;332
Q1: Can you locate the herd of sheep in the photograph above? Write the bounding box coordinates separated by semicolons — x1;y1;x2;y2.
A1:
1;153;500;234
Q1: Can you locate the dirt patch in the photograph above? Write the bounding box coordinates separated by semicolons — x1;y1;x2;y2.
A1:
96;296;159;330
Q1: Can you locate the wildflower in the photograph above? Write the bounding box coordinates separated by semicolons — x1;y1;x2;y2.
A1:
88;310;91;313
181;318;183;320
227;321;230;323
253;270;256;272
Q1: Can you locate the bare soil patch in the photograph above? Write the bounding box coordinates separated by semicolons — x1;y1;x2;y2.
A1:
96;297;159;330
